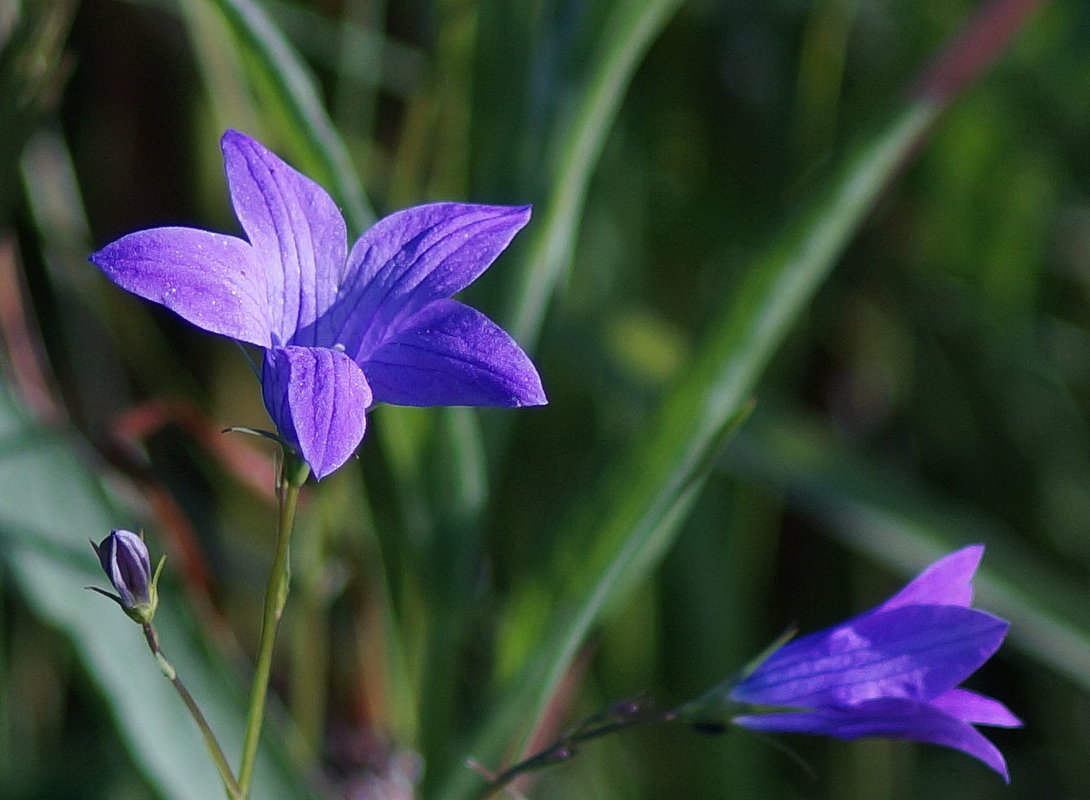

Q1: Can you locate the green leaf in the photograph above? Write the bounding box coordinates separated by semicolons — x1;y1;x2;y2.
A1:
195;0;374;233
442;98;938;800
0;387;314;800
505;0;686;347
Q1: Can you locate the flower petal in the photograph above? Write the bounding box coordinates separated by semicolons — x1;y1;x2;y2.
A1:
879;545;984;611
333;203;531;357
90;227;270;346
222;130;347;345
930;688;1022;727
733;697;1011;781
362;299;546;408
729;605;1009;708
261;346;371;479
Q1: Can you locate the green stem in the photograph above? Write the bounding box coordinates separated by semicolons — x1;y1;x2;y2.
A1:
142;624;241;800
237;455;309;798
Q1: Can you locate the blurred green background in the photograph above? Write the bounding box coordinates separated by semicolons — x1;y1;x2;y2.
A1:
2;0;1089;797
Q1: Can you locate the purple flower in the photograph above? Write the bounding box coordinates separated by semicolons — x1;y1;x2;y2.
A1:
90;529;160;624
90;130;546;479
730;546;1021;781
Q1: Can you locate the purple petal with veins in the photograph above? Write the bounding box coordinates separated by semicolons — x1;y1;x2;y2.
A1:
730;546;1020;782
91;130;545;478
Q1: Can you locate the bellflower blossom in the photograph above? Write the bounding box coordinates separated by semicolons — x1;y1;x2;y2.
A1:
91;130;545;478
730;545;1021;780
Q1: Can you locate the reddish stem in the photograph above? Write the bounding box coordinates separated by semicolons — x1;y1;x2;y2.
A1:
912;0;1050;104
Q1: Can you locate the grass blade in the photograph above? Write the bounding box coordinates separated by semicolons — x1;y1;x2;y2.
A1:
197;0;374;232
441;100;938;800
505;0;686;347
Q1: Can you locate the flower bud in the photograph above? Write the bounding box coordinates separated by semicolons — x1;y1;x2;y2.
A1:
90;529;160;624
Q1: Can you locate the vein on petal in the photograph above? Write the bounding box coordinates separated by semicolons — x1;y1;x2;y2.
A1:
337;210;521;357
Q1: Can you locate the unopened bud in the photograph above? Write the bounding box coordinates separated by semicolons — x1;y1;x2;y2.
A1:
89;529;162;624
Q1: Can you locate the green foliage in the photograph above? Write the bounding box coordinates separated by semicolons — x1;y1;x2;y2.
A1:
2;0;1088;798
0;386;309;799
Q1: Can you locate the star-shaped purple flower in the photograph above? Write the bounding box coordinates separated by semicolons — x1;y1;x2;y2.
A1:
729;545;1021;781
91;130;546;478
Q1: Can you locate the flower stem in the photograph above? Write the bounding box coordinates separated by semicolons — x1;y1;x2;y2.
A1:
475;701;675;799
141;623;241;800
237;455;309;798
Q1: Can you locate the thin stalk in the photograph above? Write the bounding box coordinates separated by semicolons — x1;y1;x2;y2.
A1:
474;701;675;800
141;623;241;800
237;455;309;798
